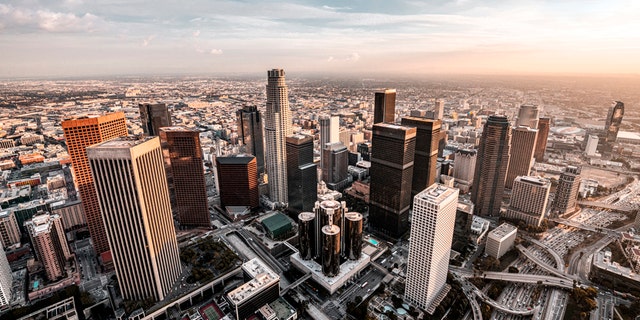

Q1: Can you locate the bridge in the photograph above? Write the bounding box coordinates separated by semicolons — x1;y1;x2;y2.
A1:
455;274;537;316
516;245;577;281
450;266;575;290
577;201;633;213
281;272;312;295
527;238;565;272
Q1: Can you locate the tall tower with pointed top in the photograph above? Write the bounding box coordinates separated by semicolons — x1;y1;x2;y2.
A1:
265;69;292;207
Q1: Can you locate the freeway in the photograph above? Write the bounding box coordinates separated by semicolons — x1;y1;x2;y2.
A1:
577;201;633;213
527;238;565;272
450;266;574;290
516;245;577;281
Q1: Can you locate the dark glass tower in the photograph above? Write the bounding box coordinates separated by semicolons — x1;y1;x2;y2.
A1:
374;89;396;124
471;115;512;217
286;134;317;213
605;101;624;143
369;123;417;239
216;155;259;209
534;118;550;162
401;117;441;196
237;105;265;174
322;142;349;191
139;103;171;136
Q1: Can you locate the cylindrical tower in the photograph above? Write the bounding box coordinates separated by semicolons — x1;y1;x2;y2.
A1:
321;225;341;277
298;212;315;260
314;200;347;258
344;212;363;260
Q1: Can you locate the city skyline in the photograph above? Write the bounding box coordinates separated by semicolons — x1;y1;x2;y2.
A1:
1;1;640;78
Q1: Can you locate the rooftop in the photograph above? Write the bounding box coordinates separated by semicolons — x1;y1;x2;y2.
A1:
489;223;517;239
416;184;458;204
90;136;156;149
515;176;550;187
227;260;279;305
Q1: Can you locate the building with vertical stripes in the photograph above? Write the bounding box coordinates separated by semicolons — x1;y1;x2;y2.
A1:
374;89;396;124
216;155;260;210
25;213;71;281
87;136;181;301
286;134;317;213
237;105;265;175
503;176;550;227
534;117;550;162
505;126;538;189
400;117;441;197
552;166;582;217
139;103;171;136
319;114;340;172
0;246;12;308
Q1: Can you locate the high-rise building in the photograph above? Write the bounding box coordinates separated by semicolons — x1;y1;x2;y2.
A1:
605;101;624;143
297;212;315;260
319;114;340;171
62;112;128;260
516;104;539;128
25;213;71;281
216;155;260;209
139;103;172;136
265;69;292;207
237;105;265;174
401;117;441;197
471;115;512;217
88;136;182;301
0;210;21;248
405;184;459;312
286;134;317;213
453;149;476;193
0;246;11;308
485;223;517;259
322;142;350;191
505;126;538;189
552;166;582;216
433;99;445;120
503;176;550;227
585;135;599;156
344;212;363;261
313;200;347;260
374;89;396;124
369;123;416;239
534;118;550;162
159;127;209;228
321;224;341;277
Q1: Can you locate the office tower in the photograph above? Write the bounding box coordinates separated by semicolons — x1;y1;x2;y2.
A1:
374;89;396;124
471;115;512;217
485;223;517;259
516;104;539;128
401;117;441;197
87;136;182;301
159;127;209;228
298;212;315;260
62;112;127;260
434;99;445;120
344;212;363;260
0;210;21;248
227;258;280;320
319;114;340;171
321;224;341;277
585;135;599;156
264;69;292;207
0;246;11;308
322;142;350;191
453;149;476;192
369;123;416;239
534;117;550;162
216;155;260;209
505;126;538;189
286;134;317;213
357;142;372;161
313;200;347;260
405;184;459;312
139;103;171;136
25;213;71;281
552;166;582;216
503;176;551;227
605;101;624;143
237;105;265;174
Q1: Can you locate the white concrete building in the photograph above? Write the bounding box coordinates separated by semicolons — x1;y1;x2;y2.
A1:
485;223;517;259
0;246;12;308
585;135;599;156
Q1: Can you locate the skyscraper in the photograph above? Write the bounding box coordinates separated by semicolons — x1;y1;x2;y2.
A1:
264;69;292;207
374;89;396;124
433;99;445;120
62;112;128;261
401;117;441;196
139;103;172;136
471;115;512;217
405;184;459;312
313;200;347;260
216;155;260;209
88;136;182;301
503;176;551;227
505;126;538;189
159;127;209;228
534;117;550;162
319;114;340;171
369;123;416;239
605;101;624;143
585;135;599;156
0;246;11;308
552;166;582;216
286;134;317;213
0;210;21;248
237;105;265;174
453;149;476;193
515;104;539;128
25;213;71;281
322;142;350;191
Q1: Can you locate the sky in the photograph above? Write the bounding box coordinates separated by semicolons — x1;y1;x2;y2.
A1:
1;0;640;78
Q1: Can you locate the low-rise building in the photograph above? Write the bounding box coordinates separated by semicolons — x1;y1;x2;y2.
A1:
485;223;517;259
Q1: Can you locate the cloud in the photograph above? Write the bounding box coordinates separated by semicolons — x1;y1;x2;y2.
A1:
210;48;223;55
193;30;200;37
0;4;102;33
142;35;156;46
327;52;360;63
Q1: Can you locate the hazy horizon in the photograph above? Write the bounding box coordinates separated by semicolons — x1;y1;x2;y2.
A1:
1;0;639;79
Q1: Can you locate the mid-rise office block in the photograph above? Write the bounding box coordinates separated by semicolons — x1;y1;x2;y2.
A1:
322;142;350;191
264;69;292;207
534;118;550;162
25;213;71;281
216;155;260;209
159;127;209;228
62;112;128;259
605;101;624;143
51;201;86;231
228;258;280;320
585;135;599;156
503;176;550;227
237;105;265;174
485;223;517;259
405;184;459;312
471;115;511;217
88;136;182;301
453;149;476;192
505;126;538;189
0;246;11;308
139;103;172;136
286;134;317;213
401;117;441;196
0;210;21;248
374;89;396;124
369;123;416;239
516;104;539;128
552;166;582;216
